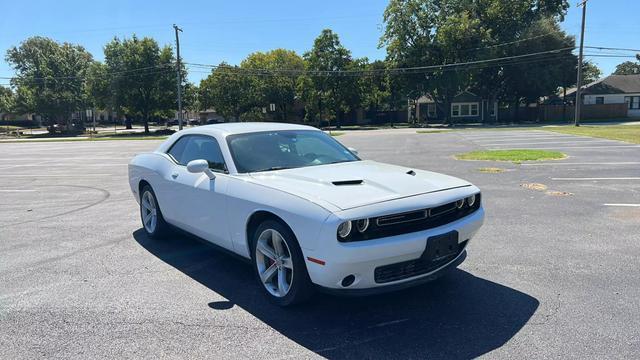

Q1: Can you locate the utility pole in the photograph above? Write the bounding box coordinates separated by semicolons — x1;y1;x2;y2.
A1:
173;24;184;130
574;0;588;127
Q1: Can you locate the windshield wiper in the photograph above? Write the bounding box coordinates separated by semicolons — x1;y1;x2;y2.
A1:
326;160;356;165
252;166;294;173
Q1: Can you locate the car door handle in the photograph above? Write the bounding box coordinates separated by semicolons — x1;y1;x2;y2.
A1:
171;172;179;179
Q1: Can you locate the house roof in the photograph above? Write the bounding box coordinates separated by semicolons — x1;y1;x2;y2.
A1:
568;75;640;96
416;91;481;104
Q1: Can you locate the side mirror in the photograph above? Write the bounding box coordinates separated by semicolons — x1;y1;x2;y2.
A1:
187;159;216;180
348;147;359;155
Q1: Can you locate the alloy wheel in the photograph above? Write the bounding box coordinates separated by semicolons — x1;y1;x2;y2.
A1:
141;191;158;234
255;228;294;297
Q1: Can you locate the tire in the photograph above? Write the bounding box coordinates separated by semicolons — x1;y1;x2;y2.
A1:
250;220;314;306
139;185;170;239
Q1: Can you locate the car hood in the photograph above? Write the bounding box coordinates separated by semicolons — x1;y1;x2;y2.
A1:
247;160;471;211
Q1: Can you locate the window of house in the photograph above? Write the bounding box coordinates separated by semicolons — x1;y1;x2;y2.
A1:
626;96;640;109
427;103;436;118
451;102;479;117
452;104;460;117
595;96;604;104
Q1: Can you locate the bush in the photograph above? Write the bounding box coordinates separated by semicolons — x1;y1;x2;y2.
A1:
0;119;38;128
154;129;176;135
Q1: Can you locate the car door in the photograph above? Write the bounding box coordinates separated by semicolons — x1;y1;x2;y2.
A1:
164;134;232;250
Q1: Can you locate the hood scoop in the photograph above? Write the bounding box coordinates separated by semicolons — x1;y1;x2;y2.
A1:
332;179;364;186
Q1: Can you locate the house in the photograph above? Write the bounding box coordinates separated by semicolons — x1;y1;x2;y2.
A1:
570;74;640;118
416;91;498;123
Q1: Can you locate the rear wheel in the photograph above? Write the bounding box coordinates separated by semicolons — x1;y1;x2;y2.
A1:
140;185;169;239
251;220;313;306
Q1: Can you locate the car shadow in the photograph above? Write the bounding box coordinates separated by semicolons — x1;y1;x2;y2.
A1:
133;229;538;359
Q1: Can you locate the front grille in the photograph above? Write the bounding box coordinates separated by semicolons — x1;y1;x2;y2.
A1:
374;240;468;283
338;193;481;242
377;209;428;226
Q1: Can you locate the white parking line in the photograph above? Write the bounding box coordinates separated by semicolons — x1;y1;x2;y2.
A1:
0;189;37;192
467;135;591;141
489;145;640;150
0;174;113;177
462;136;576;141
522;162;640;166
480;140;615;146
604;204;640;207
552;177;640;181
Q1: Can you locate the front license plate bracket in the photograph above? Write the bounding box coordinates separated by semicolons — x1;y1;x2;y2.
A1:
422;231;459;262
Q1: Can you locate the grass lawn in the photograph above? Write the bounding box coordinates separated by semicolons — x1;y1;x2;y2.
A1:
329;131;345;137
456;149;566;162
543;125;640;144
416;130;449;134
1;135;168;143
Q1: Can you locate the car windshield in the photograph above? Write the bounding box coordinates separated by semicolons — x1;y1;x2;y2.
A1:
226;130;359;173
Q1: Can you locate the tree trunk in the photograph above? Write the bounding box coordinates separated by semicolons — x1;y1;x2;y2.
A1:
562;87;567;123
143;113;149;134
318;98;323;128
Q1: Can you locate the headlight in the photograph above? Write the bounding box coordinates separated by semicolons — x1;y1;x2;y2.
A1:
466;194;477;207
337;221;352;239
356;218;369;233
456;199;465;209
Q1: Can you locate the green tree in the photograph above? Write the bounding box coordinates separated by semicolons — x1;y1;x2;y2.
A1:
182;82;201;120
241;49;305;121
380;1;489;124
0;86;15;116
5;37;93;132
613;56;640;75
497;18;576;111
359;60;390;113
103;36;177;133
380;0;572;124
301;29;360;128
199;63;254;121
582;61;602;83
85;61;120;117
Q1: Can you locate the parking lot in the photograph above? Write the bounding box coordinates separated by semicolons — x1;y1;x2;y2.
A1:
1;128;639;359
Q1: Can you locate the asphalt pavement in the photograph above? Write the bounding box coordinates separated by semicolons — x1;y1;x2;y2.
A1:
1;128;639;359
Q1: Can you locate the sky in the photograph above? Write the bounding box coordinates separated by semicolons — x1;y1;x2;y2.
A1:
1;0;638;86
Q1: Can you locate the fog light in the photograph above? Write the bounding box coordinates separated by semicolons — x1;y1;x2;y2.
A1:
337;221;352;239
341;274;356;287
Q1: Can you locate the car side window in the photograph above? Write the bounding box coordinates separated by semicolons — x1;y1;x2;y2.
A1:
167;136;189;164
167;135;227;172
191;136;227;172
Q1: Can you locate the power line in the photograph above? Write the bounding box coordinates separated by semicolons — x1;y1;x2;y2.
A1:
584;46;640;53
185;51;574;79
0;64;173;82
185;47;575;76
584;54;638;58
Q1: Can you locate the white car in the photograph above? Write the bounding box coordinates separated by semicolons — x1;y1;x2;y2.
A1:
128;123;484;306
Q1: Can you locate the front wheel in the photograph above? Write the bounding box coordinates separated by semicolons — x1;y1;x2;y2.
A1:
251;220;313;306
139;185;170;239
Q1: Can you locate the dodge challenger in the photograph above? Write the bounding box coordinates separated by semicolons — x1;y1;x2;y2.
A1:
128;123;484;306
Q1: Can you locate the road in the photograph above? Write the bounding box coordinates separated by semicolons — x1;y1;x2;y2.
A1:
1;129;639;359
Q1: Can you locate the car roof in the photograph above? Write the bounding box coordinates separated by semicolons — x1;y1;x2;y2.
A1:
179;122;320;137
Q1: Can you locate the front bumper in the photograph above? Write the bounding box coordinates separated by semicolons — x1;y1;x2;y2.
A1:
317;250;466;296
303;207;484;291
